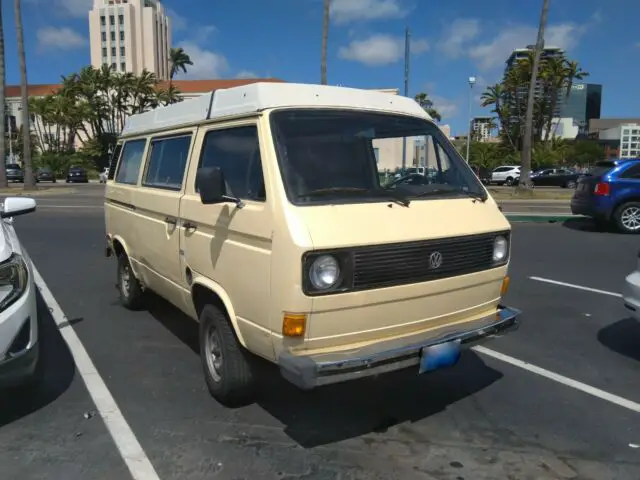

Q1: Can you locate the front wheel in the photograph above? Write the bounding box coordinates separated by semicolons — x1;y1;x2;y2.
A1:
565;180;577;189
199;304;255;406
117;253;145;309
614;202;640;234
505;177;514;186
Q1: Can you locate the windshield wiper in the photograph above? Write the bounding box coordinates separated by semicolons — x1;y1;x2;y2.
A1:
301;187;369;196
413;186;488;202
300;187;410;207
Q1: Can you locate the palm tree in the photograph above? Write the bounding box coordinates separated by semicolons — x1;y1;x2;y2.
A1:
14;0;35;190
0;3;8;188
169;47;192;87
519;0;549;191
320;0;330;85
414;92;441;122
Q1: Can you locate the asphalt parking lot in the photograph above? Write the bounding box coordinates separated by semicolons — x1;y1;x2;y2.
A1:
1;184;639;480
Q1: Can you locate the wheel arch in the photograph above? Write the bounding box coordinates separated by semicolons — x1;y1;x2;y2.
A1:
190;278;247;348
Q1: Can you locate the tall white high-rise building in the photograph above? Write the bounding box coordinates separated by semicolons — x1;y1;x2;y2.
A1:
89;0;171;80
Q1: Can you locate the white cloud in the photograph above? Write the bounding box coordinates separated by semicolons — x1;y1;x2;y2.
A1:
235;70;258;79
55;0;92;17
430;94;458;119
331;0;408;24
192;25;217;44
338;34;428;67
437;18;481;58
176;41;229;79
37;27;86;51
167;9;187;30
468;22;588;71
436;16;597;72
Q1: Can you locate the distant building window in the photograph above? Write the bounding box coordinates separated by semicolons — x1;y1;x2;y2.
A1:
111;62;116;70
110;15;115;25
119;14;124;24
121;62;126;72
111;47;116;56
100;16;105;26
101;32;106;41
120;31;125;41
102;47;107;57
110;31;115;41
120;46;125;56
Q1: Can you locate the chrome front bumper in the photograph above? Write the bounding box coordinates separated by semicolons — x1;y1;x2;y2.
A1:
278;305;520;390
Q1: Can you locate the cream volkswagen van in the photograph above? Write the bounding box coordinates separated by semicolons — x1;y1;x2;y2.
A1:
105;82;520;406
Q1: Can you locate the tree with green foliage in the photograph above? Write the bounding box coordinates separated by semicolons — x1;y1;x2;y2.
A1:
169;47;193;86
29;65;183;172
414;92;441;122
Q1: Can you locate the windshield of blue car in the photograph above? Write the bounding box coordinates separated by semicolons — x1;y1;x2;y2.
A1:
270;109;484;205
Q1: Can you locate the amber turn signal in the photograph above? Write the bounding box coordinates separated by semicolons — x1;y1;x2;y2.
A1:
282;313;307;337
501;276;510;296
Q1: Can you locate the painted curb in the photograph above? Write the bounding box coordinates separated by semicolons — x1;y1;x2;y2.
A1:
505;214;583;223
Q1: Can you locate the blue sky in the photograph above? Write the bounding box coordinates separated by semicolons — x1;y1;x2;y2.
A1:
5;0;640;134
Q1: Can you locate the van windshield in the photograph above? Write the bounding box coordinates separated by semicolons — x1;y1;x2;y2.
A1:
270;109;485;205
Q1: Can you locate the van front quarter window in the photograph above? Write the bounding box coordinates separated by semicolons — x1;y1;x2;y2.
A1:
270;109;485;205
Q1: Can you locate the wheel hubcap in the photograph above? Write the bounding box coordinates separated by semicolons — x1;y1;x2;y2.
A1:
204;325;223;382
621;207;640;231
120;264;131;297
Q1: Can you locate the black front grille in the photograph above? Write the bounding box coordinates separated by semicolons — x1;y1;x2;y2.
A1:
352;231;509;291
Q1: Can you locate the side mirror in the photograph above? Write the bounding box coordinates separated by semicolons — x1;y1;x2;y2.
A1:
1;197;36;218
196;167;225;204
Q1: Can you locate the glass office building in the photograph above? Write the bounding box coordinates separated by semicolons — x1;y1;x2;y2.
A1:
558;83;602;136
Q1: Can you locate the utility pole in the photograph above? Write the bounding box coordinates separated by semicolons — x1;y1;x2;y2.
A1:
402;27;410;170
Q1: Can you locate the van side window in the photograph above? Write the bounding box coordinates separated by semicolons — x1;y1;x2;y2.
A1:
107;143;123;180
143;134;192;190
198;126;266;202
115;139;147;185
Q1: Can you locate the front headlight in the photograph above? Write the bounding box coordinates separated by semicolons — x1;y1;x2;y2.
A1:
493;236;509;263
0;254;29;311
309;255;341;290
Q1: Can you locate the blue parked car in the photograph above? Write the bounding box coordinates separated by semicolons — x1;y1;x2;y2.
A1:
571;158;640;233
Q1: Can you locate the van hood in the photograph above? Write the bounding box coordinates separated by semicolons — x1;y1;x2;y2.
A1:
295;197;510;249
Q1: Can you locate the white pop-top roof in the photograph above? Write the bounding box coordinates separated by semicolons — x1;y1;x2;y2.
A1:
121;82;431;137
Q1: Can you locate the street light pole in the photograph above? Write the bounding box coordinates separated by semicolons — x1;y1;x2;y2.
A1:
465;76;477;163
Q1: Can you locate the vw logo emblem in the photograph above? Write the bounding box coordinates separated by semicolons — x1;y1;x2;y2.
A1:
429;251;443;269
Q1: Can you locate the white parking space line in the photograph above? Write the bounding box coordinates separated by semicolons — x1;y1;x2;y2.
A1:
31;263;161;480
474;346;640;414
529;276;622;298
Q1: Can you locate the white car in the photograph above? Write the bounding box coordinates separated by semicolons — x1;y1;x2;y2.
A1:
99;167;108;184
623;251;640;321
0;197;39;389
491;165;521;186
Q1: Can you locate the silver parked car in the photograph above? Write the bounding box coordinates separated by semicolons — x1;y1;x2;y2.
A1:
623;251;640;321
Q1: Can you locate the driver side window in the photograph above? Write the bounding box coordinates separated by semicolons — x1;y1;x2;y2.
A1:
197;125;266;202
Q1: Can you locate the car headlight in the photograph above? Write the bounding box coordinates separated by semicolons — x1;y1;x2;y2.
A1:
309;255;340;290
493;236;509;263
0;254;29;312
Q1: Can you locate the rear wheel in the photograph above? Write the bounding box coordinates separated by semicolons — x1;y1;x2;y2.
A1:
614;202;640;234
117;253;145;309
505;177;514;186
565;180;577;189
199;304;255;406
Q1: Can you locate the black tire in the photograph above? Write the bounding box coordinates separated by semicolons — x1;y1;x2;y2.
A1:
614;202;640;234
117;253;145;309
565;180;577;189
52;179;57;183
199;304;255;406
505;177;514;186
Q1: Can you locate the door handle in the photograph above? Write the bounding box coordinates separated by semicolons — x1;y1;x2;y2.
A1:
183;221;197;231
165;216;177;226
